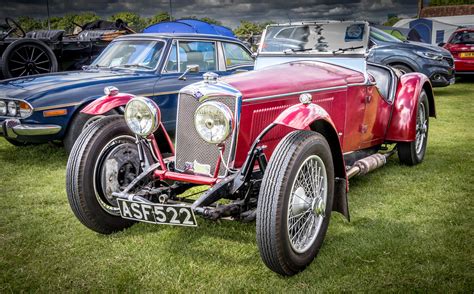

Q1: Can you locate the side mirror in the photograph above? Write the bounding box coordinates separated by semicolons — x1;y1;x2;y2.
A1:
438;42;446;47
178;64;199;80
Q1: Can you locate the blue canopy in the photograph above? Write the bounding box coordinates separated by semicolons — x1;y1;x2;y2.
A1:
143;19;236;38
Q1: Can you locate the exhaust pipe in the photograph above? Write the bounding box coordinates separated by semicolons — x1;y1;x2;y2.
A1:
346;151;395;179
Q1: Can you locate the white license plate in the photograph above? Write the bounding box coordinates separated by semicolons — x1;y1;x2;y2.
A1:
117;199;197;227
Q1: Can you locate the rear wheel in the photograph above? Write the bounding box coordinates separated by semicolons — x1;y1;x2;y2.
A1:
256;131;334;276
66;115;139;234
1;39;58;78
398;90;429;165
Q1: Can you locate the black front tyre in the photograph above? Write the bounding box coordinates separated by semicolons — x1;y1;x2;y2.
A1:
256;130;335;276
66;115;139;234
64;110;118;154
398;90;429;166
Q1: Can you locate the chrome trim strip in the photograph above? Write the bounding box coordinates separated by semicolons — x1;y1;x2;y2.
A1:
34;102;81;112
244;82;371;102
13;124;61;136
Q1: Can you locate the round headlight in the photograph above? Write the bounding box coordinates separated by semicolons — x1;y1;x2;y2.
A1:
194;101;233;144
0;101;6;116
19;101;33;118
124;97;161;137
7;101;17;116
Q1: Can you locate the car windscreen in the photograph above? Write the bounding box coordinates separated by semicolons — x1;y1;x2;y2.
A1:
450;31;474;44
91;39;165;70
260;22;368;55
370;27;402;43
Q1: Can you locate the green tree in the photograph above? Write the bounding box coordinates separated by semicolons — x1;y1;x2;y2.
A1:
384;16;401;26
17;16;43;32
429;0;474;5
147;12;171;26
234;20;274;37
179;16;222;25
109;12;146;31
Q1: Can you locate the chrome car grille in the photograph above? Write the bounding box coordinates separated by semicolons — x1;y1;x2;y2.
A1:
444;56;454;67
174;93;237;177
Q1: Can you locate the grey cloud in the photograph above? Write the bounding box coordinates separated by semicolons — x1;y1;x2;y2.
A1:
0;0;418;28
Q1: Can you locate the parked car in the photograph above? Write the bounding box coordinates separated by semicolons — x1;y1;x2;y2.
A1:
0;17;135;79
65;21;435;275
367;27;455;87
440;27;474;75
0;33;254;151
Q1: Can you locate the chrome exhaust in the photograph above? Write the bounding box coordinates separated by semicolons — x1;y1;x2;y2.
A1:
346;151;396;179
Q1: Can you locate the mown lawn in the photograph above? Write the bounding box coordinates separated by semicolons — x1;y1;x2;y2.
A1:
1;82;473;292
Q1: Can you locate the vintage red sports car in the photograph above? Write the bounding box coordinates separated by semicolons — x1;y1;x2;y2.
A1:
66;21;435;276
442;27;474;75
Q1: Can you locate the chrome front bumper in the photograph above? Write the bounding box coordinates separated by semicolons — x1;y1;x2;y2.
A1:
0;119;61;138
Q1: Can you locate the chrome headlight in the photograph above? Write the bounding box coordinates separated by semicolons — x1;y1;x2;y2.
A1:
0;101;6;116
124;97;161;137
0;100;33;118
415;51;443;61
7;101;17;116
194;101;233;144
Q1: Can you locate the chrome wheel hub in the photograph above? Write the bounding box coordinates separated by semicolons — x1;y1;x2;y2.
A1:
287;155;328;254
415;102;427;155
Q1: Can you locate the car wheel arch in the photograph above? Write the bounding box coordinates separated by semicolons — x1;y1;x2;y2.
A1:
422;81;436;118
309;119;350;221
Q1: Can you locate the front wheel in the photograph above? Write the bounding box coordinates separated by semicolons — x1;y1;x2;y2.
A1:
398;90;429;165
256;130;335;276
66;115;139;234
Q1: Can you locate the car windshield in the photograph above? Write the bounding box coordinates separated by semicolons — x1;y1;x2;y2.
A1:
260;22;368;55
450;31;474;44
370;27;402;43
91;39;165;70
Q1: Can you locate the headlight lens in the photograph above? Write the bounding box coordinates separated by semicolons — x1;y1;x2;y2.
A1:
7;101;17;116
0;101;6;116
194;101;233;144
415;51;443;61
124;97;160;137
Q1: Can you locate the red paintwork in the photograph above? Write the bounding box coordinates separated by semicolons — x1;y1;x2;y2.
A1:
385;73;431;142
81;93;135;115
226;61;365;100
443;28;474;73
154;170;217;185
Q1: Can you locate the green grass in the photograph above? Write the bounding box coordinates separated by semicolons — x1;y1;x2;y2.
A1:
1;82;473;292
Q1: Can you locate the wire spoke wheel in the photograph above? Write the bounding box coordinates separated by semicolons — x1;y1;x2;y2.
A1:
257;131;335;276
287;155;328;253
415;102;427;155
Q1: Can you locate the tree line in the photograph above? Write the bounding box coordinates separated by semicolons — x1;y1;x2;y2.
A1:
13;11;273;37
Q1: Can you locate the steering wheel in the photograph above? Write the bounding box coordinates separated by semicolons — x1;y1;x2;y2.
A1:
5;17;25;38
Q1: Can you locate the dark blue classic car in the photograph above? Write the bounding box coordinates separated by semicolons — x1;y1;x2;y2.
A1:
0;33;254;151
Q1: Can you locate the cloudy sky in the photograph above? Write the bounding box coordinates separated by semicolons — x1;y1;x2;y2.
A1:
0;0;421;28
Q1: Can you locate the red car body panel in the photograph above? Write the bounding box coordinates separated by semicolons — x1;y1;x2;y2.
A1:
225;61;365;100
385;73;433;142
443;28;474;74
81;93;135;115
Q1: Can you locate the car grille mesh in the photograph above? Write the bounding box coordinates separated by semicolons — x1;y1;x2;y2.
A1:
174;93;236;177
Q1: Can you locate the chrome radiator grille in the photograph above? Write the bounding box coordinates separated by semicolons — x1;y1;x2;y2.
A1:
174;93;237;177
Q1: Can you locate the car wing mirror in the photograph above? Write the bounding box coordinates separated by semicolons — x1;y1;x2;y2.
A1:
178;64;200;81
437;42;445;47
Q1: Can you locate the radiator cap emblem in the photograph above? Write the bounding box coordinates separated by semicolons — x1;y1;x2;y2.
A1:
203;72;219;84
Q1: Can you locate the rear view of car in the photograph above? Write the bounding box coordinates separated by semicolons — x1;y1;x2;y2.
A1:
443;28;474;75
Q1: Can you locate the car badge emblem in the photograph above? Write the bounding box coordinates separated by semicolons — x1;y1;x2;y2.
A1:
193;90;203;100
